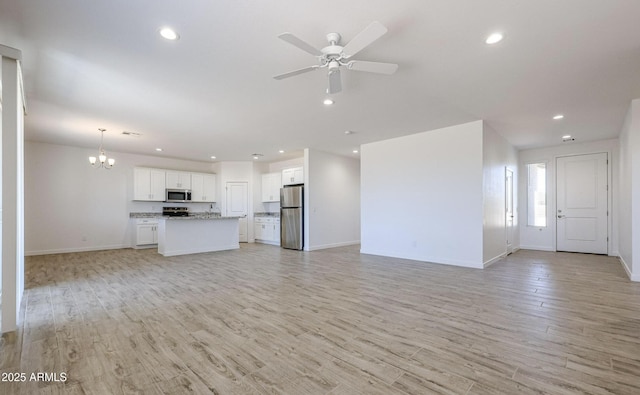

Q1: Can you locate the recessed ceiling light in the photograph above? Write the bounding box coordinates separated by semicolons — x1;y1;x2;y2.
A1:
485;32;504;45
344;130;353;135
210;156;216;159
353;149;359;154
155;148;163;152
252;153;263;160
279;150;285;153
159;27;179;40
323;98;334;106
553;114;565;120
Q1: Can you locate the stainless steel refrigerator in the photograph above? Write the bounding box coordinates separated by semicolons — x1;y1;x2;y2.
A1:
280;185;303;250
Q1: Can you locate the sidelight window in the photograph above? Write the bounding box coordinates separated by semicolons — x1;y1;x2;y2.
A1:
527;163;547;227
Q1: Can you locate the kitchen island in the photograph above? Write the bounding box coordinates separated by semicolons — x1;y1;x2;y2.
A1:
157;215;240;257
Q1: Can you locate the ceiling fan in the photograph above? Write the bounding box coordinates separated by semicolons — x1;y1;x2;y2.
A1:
273;21;398;94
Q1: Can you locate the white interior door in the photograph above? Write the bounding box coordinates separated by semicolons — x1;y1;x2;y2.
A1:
226;182;248;242
505;168;514;254
556;153;608;254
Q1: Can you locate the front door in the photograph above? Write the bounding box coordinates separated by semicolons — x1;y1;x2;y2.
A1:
226;182;248;242
505;168;514;254
556;153;608;254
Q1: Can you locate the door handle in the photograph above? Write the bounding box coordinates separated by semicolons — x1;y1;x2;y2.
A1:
557;215;564;218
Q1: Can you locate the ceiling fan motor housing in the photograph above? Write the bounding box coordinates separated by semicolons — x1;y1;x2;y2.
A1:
274;21;398;94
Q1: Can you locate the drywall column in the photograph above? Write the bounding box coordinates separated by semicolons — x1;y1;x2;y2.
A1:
619;99;640;281
1;44;25;333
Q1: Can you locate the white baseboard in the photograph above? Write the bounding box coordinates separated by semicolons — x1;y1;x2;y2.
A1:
25;244;131;256
255;239;280;246
618;255;640;282
307;240;360;251
619;255;632;279
133;244;157;250
360;248;483;269
484;253;507;268
519;245;555;252
159;244;239;257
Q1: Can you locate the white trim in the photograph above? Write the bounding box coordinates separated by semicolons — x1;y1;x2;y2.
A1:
484;253;507;268
619;255;632;279
0;44;22;60
25;244;131;256
307;240;360;251
619;255;640;282
159;244;239;257
360;248;483;269
519;245;555;252
255;239;280;246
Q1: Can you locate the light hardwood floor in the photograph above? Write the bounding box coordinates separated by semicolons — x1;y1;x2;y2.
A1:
1;244;640;394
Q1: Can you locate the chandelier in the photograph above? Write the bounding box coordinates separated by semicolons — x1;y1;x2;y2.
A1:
89;128;115;169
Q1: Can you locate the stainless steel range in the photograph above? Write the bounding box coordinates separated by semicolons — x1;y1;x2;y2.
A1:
162;207;189;217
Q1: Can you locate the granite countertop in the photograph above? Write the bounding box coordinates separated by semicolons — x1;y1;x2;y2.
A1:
130;212;161;218
254;212;280;217
161;213;242;220
130;212;235;220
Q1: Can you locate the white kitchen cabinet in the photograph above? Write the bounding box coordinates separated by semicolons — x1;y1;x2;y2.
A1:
135;218;158;247
273;218;280;244
282;167;304;186
134;167;166;201
191;173;216;202
261;172;282;202
166;171;192;189
255;217;280;245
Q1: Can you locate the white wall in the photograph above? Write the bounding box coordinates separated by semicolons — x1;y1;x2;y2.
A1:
518;139;619;255
361;121;485;268
482;124;518;265
252;161;270;216
25;141;218;255
2;49;26;333
305;149;360;251
618;99;640;281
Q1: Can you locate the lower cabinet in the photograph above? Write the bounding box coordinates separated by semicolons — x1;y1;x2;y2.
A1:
135;218;158;247
254;217;280;245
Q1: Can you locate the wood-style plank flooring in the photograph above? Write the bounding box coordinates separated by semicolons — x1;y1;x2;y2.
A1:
2;244;640;394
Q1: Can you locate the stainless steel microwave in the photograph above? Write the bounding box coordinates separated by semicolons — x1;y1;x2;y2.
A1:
166;189;192;203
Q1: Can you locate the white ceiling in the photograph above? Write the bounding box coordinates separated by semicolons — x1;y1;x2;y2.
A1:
1;0;640;163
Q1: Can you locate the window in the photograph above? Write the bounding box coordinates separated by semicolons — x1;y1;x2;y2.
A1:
527;163;547;227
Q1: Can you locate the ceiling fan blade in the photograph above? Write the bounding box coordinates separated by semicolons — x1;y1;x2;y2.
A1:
328;69;342;94
341;21;388;59
346;60;398;75
273;65;319;80
278;32;323;56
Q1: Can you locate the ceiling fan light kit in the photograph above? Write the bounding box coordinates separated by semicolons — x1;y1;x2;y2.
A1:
274;21;398;94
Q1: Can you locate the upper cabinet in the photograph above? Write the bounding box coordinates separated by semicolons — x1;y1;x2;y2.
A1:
262;172;282;202
166;171;191;189
134;167;216;202
134;168;166;201
191;173;217;202
282;167;304;186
